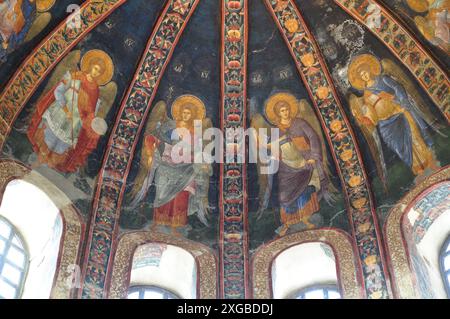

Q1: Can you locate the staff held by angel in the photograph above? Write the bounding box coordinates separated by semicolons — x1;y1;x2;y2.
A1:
348;54;442;188
251;93;336;237
27;49;117;173
126;95;213;236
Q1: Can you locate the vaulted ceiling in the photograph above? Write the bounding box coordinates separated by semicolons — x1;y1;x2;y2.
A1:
0;0;448;299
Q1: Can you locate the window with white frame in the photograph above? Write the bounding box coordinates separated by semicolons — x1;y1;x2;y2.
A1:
128;285;180;299
128;243;197;299
0;179;62;298
290;285;341;299
271;242;341;299
0;217;28;299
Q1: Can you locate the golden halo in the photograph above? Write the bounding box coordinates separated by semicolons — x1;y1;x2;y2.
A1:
348;54;382;90
406;0;430;13
171;95;206;121
36;0;56;12
265;92;299;125
80;50;114;86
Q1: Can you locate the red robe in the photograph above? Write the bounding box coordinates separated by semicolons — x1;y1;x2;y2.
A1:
27;71;101;173
145;125;195;228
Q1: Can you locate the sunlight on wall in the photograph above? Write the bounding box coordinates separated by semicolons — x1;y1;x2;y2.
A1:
0;180;62;298
271;242;338;299
407;208;450;298
129;243;196;299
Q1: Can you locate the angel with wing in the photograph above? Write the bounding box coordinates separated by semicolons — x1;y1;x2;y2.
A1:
126;95;213;235
27;49;117;173
406;0;449;53
0;0;56;62
251;93;335;236
348;54;441;188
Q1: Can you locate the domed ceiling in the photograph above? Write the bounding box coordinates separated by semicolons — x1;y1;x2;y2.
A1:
0;0;448;298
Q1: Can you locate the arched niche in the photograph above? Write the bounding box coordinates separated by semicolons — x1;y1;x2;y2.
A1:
272;242;340;299
251;229;363;299
385;166;450;299
108;231;217;299
129;243;197;299
0;160;84;298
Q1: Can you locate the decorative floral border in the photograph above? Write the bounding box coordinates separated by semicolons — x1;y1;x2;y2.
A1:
108;231;217;299
220;0;249;299
0;160;84;299
0;0;127;148
385;166;450;299
252;229;362;299
81;0;201;299
264;0;389;299
410;183;450;244
333;0;450;122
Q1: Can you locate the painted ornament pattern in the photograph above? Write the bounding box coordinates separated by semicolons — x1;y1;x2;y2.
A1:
0;0;126;147
221;0;249;299
265;0;389;299
334;0;450;121
81;0;200;298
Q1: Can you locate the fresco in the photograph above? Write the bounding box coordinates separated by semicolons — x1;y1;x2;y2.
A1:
247;0;348;250
2;0;167;219
379;0;449;58
294;0;450;225
27;49;116;172
0;0;84;85
120;0;221;248
0;0;55;63
0;0;448;299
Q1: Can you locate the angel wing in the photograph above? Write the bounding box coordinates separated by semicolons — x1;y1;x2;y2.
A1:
97;82;117;119
191;116;214;226
250;112;273;219
127;101;170;206
349;94;388;191
40;50;81;96
298;99;338;195
144;100;170;135
24;12;51;43
381;59;443;132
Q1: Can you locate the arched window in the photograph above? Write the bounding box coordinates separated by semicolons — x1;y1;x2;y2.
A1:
440;237;450;298
0;179;62;298
398;182;450;298
271;242;341;299
128;243;197;299
289;285;341;299
0;217;28;299
127;285;180;299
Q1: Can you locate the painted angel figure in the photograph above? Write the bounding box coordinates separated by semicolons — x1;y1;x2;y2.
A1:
0;0;56;61
251;93;335;237
126;95;213;236
348;54;441;187
0;0;33;49
27;49;117;173
406;0;449;52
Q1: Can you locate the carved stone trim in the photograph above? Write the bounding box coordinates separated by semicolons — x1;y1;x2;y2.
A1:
0;159;83;299
109;231;217;299
385;166;450;298
252;229;362;299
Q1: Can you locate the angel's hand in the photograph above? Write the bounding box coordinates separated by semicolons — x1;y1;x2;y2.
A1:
307;159;316;165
